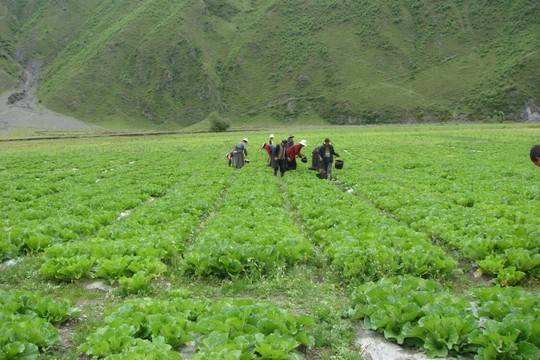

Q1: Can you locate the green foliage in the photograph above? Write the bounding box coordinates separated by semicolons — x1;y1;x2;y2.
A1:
336;128;540;283
40;256;95;281
351;276;540;358
472;286;540;359
106;337;180;360
283;171;455;282
2;125;540;359
0;290;79;359
350;276;475;355
0;141;229;288
183;167;313;278
81;295;313;359
2;0;538;126
207;111;230;132
118;271;152;295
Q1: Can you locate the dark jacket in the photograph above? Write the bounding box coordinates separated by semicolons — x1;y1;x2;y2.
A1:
318;143;339;164
273;144;288;160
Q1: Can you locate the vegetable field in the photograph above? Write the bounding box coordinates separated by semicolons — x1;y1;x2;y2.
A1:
1;124;539;359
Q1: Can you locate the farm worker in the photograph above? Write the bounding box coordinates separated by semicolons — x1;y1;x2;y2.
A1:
310;144;322;171
318;138;339;180
287;140;307;170
262;134;275;166
531;145;540;166
231;138;248;169
272;139;289;176
287;135;295;147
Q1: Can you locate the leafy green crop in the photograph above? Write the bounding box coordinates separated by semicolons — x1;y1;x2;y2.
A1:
2;125;540;360
351;276;540;358
34;151;230;288
283;172;455;282
183;167;313;278
0;290;79;359
81;292;313;359
336;129;540;284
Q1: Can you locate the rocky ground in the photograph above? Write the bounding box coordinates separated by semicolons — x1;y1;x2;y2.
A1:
0;61;96;137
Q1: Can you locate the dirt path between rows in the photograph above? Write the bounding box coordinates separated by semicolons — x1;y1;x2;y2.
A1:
0;61;96;134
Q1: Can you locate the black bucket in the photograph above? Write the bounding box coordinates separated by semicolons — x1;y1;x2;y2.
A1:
335;159;344;169
301;157;308;163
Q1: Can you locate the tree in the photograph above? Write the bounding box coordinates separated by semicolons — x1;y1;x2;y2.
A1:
208;111;230;132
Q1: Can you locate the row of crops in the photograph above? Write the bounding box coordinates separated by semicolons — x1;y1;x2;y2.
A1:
336;131;540;285
351;276;540;359
1;289;312;359
4;279;538;359
283;172;455;281
183;169;313;277
1;126;539;359
39;170;228;292
1;290;79;358
1;145;185;259
279;165;540;359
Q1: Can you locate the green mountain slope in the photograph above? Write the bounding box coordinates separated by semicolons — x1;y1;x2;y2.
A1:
2;0;539;127
0;2;20;92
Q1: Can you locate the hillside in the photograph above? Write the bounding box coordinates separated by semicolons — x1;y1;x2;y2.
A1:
1;0;539;128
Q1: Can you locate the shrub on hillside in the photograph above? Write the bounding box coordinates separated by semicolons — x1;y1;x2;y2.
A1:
208;111;230;132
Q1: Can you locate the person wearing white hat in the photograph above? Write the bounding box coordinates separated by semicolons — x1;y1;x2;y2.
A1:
231;138;249;169
286;140;307;170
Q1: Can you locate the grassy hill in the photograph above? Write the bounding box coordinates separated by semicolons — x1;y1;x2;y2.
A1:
1;0;539;128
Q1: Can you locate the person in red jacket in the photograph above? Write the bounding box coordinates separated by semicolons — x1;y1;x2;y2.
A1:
287;140;307;170
262;134;275;166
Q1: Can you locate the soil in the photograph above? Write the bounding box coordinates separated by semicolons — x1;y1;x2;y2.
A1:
356;328;459;360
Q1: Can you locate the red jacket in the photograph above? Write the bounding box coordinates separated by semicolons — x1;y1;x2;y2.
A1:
287;144;304;161
262;143;272;155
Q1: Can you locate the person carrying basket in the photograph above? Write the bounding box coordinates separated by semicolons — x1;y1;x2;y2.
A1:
318;138;339;180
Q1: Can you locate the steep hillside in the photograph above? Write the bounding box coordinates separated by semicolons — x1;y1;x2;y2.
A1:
0;2;20;92
2;0;539;127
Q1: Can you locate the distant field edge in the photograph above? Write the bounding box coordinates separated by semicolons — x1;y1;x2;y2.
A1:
0;128;263;142
1;121;539;142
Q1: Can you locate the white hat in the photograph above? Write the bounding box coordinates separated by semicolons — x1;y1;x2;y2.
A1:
242;138;249;143
299;140;307;146
269;134;275;138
